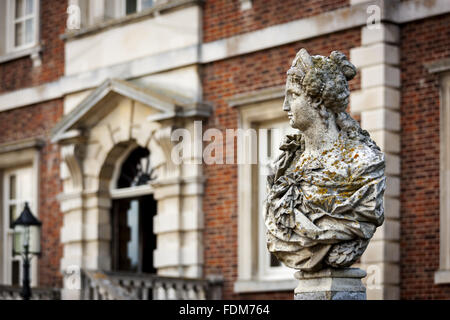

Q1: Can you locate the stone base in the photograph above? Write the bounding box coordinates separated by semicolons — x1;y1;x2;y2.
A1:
294;268;367;300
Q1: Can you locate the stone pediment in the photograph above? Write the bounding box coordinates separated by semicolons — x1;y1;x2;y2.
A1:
51;78;210;143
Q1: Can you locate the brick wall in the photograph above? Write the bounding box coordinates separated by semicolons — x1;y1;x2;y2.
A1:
0;100;64;288
202;28;361;299
400;14;450;299
0;0;66;93
38;130;64;288
0;0;66;288
203;0;349;43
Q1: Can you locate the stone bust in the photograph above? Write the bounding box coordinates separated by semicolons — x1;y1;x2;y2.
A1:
265;48;385;272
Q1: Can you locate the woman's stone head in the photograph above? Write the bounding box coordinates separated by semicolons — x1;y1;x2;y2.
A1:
283;48;357;130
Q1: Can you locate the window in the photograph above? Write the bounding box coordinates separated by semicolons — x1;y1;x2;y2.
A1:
426;60;450;284
116;147;154;188
257;119;297;279
2;166;35;286
234;93;298;293
111;196;157;273
435;71;450;284
76;0;155;28
125;0;154;15
7;0;39;52
110;146;157;274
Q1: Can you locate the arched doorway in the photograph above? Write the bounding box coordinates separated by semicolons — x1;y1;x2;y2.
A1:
110;146;157;274
54;79;209;299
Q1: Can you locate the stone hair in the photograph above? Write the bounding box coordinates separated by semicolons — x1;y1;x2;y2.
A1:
287;49;377;148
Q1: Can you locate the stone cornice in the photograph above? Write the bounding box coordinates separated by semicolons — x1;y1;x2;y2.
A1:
0;137;45;154
227;86;285;108
425;58;450;74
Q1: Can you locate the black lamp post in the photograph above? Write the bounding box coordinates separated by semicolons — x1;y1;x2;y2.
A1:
11;202;42;300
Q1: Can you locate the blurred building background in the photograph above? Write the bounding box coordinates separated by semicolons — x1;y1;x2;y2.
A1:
0;0;449;300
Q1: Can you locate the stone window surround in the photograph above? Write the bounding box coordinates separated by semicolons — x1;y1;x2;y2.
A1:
427;59;450;284
4;0;40;52
0;44;41;66
230;86;298;293
62;0;202;41
0;137;43;287
0;0;41;67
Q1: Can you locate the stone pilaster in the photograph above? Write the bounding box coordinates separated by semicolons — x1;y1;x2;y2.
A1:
152;122;205;278
350;23;401;299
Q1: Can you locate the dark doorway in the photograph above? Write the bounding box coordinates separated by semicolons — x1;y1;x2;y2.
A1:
111;195;157;273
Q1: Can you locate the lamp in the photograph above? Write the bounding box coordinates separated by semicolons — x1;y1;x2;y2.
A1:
12;202;41;300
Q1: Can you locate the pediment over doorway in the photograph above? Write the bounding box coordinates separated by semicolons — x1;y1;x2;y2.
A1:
51;78;210;196
51;78;210;143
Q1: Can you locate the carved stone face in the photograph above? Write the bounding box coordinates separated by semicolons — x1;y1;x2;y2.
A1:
283;76;315;131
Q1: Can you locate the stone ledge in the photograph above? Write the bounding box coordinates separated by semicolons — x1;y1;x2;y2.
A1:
0;137;45;154
296;268;366;279
228;86;284;108
435;270;450;284
233;279;296;293
425;57;450;74
0;45;42;65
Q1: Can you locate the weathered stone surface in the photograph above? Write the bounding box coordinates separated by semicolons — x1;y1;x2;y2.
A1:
264;48;385;287
294;268;367;300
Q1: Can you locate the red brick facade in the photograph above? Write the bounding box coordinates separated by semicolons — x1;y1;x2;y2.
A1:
202;28;361;299
400;14;450;299
0;101;64;288
1;0;449;300
0;0;66;287
0;0;66;93
203;0;349;43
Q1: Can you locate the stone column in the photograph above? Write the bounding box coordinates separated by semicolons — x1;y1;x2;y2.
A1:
294;268;367;300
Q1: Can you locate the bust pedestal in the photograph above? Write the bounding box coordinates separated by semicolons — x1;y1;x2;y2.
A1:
294;268;367;300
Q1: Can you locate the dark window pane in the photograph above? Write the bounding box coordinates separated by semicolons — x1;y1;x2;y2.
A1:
117;147;153;188
9;175;16;200
9;205;17;229
112;195;157;274
126;0;137;14
270;253;281;267
12;260;20;286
